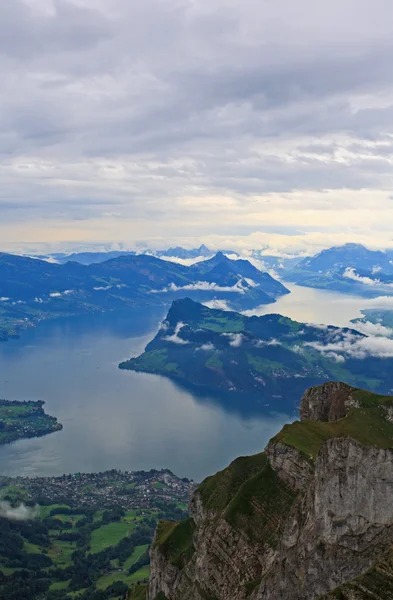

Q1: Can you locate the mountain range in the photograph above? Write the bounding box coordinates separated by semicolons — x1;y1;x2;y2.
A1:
120;298;393;413
38;245;235;265
38;242;393;299
0;252;288;341
285;243;393;296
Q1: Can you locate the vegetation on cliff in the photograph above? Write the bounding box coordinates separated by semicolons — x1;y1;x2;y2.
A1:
150;382;393;600
154;519;195;568
273;388;393;461
320;546;393;599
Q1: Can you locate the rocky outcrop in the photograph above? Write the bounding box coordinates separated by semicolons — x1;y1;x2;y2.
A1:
256;438;393;599
264;440;313;491
300;381;359;422
148;383;393;600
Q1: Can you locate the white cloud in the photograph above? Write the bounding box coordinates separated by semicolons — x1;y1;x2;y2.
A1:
0;297;10;302
198;342;215;351
0;501;39;521
222;333;243;347
164;321;188;344
152;280;248;294
325;351;346;363
353;320;393;338
254;338;281;347
157;255;212;266
343;267;378;286
202;299;231;311
343;267;393;289
306;331;393;359
159;320;169;331
49;289;74;298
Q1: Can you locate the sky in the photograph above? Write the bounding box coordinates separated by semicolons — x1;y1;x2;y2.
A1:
1;0;393;256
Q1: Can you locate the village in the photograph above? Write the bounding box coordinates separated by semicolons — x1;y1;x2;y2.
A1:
0;468;197;511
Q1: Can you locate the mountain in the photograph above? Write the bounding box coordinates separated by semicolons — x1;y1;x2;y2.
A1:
156;245;213;260
0;253;287;341
50;250;137;265
44;246;241;265
119;298;393;413
285;243;393;296
148;382;393;599
251;251;303;272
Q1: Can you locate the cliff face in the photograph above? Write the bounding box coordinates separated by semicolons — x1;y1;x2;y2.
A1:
148;383;393;600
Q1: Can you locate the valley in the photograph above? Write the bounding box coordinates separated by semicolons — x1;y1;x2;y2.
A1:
0;468;194;600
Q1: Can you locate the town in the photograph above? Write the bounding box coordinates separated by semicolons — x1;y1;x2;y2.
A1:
0;468;197;512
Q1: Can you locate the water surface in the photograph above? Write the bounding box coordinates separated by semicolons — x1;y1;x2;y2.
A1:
0;310;288;481
0;285;380;481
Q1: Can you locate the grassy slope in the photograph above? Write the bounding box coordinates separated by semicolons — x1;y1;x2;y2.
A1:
273;389;393;461
155;451;297;572
128;584;148;599
154;519;196;568
198;451;296;545
89;519;136;553
95;565;150;590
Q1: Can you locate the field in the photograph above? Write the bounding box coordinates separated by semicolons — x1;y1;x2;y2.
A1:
0;501;155;599
90;519;136;553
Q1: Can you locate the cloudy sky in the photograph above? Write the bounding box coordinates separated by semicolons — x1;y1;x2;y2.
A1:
1;0;393;255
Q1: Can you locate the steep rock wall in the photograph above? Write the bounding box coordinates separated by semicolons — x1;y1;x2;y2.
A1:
149;383;393;600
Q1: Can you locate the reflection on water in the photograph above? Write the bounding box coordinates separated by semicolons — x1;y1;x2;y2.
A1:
0;310;289;481
0;285;377;481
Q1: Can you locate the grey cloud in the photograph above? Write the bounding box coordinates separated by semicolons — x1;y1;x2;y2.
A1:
1;0;393;237
0;0;114;60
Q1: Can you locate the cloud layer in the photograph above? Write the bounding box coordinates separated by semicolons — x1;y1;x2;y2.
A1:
1;0;393;253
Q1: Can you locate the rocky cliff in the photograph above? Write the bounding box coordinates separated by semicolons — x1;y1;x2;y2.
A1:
148;382;393;600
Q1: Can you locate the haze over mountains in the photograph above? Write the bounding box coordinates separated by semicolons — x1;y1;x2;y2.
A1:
4;241;393;342
0;251;288;341
286;243;393;296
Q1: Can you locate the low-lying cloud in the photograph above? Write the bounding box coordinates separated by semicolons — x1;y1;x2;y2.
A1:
343;267;393;289
306;331;393;360
0;501;39;521
164;321;189;344
352;320;393;338
222;333;243;347
49;289;74;298
197;342;216;351
152;280;249;295
203;299;231;311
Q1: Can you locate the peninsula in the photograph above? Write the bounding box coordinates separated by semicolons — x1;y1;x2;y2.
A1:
0;399;62;445
120;298;393;413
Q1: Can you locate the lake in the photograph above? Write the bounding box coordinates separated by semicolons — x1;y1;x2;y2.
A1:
0;284;382;482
